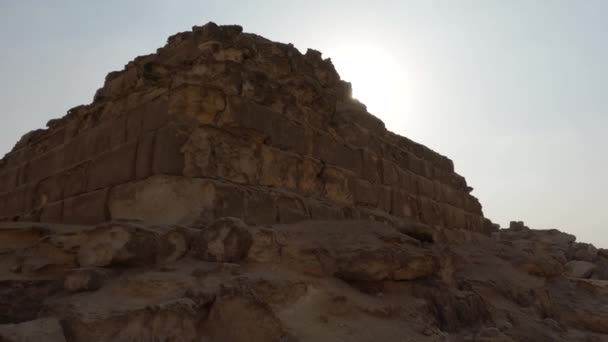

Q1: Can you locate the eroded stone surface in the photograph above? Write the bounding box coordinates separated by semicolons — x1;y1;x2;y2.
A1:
0;220;606;341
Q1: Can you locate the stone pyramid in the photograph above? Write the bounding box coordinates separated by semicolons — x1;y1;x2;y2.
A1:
0;22;488;233
0;23;607;342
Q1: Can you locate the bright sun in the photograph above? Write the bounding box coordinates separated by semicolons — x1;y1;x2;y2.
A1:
325;44;414;133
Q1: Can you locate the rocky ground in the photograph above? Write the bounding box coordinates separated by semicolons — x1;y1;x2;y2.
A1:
0;218;607;341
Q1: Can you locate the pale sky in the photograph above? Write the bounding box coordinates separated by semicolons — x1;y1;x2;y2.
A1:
1;1;606;247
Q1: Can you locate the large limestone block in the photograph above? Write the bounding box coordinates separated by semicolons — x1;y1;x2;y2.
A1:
62;188;108;225
183;128;261;184
108;175;215;225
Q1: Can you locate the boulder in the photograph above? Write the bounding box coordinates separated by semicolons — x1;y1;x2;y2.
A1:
564;261;597;279
191;217;253;262
77;223;159;267
570;243;598;262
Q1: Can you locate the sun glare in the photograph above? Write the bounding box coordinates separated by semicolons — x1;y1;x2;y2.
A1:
326;44;414;133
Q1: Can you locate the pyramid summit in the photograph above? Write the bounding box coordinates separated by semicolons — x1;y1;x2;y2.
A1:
0;23;607;341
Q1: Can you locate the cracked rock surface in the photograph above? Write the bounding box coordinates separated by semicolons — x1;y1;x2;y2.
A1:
1;219;607;341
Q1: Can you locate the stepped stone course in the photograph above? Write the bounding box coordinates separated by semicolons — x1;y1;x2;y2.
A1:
0;22;489;233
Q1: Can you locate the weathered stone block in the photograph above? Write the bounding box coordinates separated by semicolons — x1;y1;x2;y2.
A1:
334;101;385;134
86;122;117;159
184;128;260;183
416;175;435;199
419;197;442;226
419;160;433;179
407;154;424;176
126;108;144;142
465;213;484;233
63;188;109;224
312;132;335;162
214;182;246;220
141;96;170;132
433;180;446;203
134;132;155;180
447;173;467;191
260;146;298;191
392;149;411;172
3;186;31;217
376;185;393;213
0;167;19;193
183;128;214;177
322;167;354;205
108;176;215;225
220;96;312;155
0;193;7;218
442;205;466;230
277;195;309;223
168;85;225;124
40;201;63;223
361;149;381;183
296;157;323;197
333;144;362;176
192;217;253;263
354;179;377;207
110;116;128;148
441;156;455;173
34;174;63;208
63;164;88;198
442;186;456;207
313;133;361;174
152;126;186;175
245;190;277;225
392;190;417;218
270;120;311;156
464;195;483;214
398;169;415;194
87;142;137;191
97;66;138;99
62;135;88;169
432;166;448;185
381;159;399;185
219;97;276;134
308;200;345;220
24;147;63;184
439;204;453;229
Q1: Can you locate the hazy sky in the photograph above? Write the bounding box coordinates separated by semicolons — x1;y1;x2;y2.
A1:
1;1;606;247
